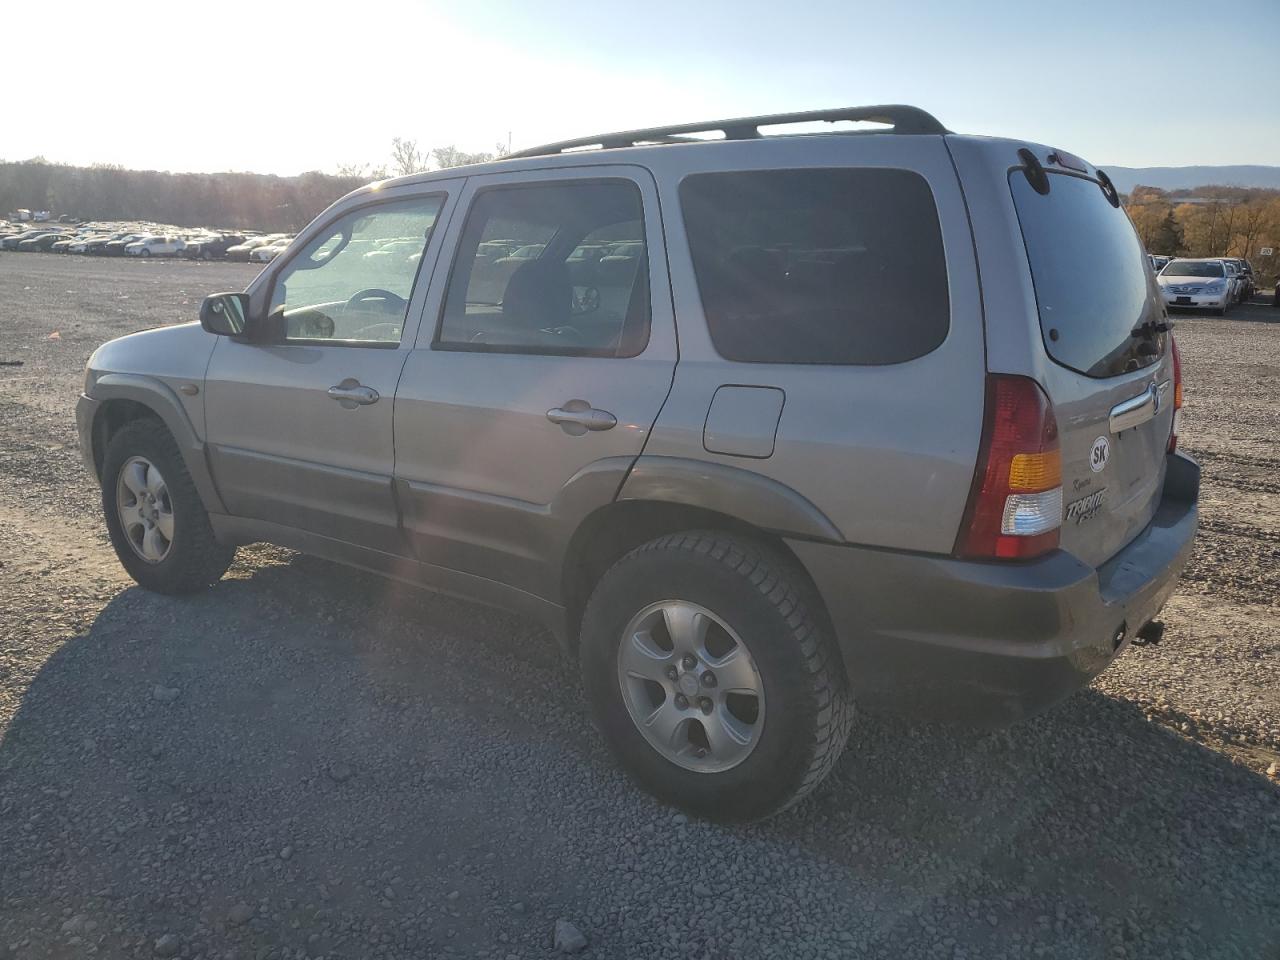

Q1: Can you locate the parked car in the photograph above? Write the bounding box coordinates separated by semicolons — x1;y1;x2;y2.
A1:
126;235;186;257
102;234;149;256
76;234;125;255
1157;258;1233;315
76;106;1198;820
50;236;82;253
1223;260;1245;303
363;238;422;262
1222;258;1255;300
17;232;73;252
68;234;113;254
224;236;274;261
183;234;246;260
2;228;59;250
249;237;293;262
1148;254;1170;272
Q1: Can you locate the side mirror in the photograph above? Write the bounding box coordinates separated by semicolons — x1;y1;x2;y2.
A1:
199;292;249;337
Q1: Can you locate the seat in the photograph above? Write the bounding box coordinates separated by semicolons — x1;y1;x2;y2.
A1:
501;259;572;336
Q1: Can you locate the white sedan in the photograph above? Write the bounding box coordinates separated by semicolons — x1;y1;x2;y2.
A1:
125;236;186;257
250;237;293;262
1157;259;1232;315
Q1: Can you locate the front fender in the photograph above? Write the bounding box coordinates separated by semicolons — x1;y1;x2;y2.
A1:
88;373;226;514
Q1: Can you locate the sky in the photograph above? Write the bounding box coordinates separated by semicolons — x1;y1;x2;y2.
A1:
3;0;1278;176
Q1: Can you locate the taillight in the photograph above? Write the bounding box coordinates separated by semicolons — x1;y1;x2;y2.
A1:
956;375;1063;560
1168;334;1182;453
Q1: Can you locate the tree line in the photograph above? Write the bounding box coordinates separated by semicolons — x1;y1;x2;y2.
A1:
1124;185;1280;282
0;138;508;233
0;160;368;233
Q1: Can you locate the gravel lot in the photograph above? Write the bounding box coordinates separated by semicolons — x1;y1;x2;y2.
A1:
1;255;1277;960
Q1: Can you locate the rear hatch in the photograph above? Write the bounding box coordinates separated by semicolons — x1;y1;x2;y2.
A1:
1008;163;1174;568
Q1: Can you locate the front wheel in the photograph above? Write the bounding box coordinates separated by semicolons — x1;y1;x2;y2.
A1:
101;419;235;594
580;531;853;821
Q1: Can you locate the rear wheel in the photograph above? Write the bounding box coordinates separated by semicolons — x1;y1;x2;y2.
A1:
580;531;853;821
102;420;235;594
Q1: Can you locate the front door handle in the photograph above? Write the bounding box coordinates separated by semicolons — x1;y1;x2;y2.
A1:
327;378;380;408
547;399;617;435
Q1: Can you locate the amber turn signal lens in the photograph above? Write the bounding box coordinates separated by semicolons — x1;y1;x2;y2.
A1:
1008;449;1062;493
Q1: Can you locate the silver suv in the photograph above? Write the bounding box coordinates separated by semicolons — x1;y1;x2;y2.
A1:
77;106;1199;820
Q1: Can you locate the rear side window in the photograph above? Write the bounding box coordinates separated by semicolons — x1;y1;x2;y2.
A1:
1010;171;1165;378
680;168;949;364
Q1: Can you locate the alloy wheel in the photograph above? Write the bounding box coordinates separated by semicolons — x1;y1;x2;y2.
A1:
116;456;174;563
616;600;765;773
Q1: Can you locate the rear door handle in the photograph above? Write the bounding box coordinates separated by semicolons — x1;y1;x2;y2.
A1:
327;379;380;408
1108;380;1168;433
547;399;617;435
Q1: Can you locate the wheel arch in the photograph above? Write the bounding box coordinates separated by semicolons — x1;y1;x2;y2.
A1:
559;498;840;667
90;374;226;514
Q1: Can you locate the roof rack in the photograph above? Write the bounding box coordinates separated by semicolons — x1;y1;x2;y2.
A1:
508;104;948;159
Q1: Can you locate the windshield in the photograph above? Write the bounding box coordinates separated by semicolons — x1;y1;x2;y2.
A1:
1162;260;1224;278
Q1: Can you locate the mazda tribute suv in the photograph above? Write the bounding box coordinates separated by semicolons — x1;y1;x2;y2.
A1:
77;105;1199;820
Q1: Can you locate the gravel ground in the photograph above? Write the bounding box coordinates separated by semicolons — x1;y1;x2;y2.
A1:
0;255;1277;960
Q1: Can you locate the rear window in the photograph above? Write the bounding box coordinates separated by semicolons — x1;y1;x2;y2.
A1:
680;168;949;364
1010;171;1164;378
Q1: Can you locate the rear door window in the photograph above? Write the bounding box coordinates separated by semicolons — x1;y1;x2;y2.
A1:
1009;171;1165;378
437;180;650;357
679;168;949;364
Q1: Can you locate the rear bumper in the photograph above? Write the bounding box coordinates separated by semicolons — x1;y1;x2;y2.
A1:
790;452;1199;726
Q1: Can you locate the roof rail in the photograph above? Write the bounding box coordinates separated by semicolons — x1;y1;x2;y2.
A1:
508;104;948;159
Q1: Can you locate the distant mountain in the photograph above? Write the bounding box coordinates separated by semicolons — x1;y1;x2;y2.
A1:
1101;165;1280;193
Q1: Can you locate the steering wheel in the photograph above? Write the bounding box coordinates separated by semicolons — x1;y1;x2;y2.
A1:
346;288;407;312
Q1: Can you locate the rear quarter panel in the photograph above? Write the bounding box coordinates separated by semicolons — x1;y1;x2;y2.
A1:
636;135;987;554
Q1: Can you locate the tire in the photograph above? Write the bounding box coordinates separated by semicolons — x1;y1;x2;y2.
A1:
580;531;853;821
140;248;151;257
101;419;235;594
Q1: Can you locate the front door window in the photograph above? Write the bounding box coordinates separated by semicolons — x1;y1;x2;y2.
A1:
268;196;444;344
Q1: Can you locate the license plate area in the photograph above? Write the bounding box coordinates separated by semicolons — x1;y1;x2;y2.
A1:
1175;296;1191;304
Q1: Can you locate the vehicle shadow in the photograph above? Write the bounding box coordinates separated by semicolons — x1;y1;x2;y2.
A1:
1178;298;1279;323
2;551;1277;958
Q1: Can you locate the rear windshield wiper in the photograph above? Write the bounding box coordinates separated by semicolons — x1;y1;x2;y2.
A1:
1131;319;1171;340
